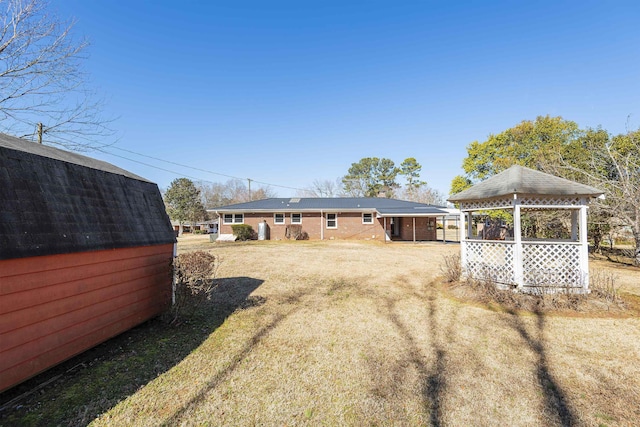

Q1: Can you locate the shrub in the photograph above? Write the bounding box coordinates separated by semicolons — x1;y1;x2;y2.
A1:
440;253;461;282
457;267;628;312
590;269;623;308
447;224;459;230
231;224;255;241
170;251;217;324
285;224;308;240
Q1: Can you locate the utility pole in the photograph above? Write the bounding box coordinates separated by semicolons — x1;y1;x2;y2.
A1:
37;123;43;144
248;178;252;201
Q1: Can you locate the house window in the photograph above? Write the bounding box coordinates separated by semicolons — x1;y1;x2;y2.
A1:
326;213;337;229
362;213;373;224
274;213;285;224
291;213;302;224
223;213;244;224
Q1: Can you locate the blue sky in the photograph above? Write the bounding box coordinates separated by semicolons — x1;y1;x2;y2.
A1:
52;1;640;197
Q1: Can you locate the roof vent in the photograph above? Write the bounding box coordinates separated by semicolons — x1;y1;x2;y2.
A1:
289;198;300;203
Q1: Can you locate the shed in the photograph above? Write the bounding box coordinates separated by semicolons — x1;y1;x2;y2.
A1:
448;165;603;293
0;133;176;392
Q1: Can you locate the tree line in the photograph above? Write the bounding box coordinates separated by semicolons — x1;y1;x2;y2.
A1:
298;157;445;205
163;156;444;233
163;178;277;234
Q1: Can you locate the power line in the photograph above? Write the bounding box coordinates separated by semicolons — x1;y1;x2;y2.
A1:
93;147;210;183
109;145;240;180
95;145;305;192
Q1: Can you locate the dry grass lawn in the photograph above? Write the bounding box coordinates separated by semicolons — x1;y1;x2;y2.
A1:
91;235;640;426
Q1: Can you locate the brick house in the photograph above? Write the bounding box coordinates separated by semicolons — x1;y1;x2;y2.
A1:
212;198;450;242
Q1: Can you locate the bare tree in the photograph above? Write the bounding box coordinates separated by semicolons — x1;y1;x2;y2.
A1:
196;179;277;211
197;181;231;209
397;186;446;206
298;178;344;197
0;0;114;149
590;130;640;265
556;127;640;265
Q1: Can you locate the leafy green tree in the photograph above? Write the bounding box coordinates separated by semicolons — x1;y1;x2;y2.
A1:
164;178;207;235
342;157;399;198
449;175;473;196
452;116;588;237
460;115;582;181
399;157;427;198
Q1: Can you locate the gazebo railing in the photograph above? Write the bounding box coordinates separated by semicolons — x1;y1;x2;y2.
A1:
463;240;585;289
464;240;515;284
522;241;583;288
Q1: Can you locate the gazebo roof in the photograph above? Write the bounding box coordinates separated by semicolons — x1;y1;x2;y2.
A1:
448;165;603;202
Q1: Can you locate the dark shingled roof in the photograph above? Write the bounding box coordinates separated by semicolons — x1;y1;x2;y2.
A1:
212;197;448;216
448;165;604;202
0;133;176;260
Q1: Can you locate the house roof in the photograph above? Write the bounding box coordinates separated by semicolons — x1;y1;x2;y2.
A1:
0;133;176;260
211;197;449;216
448;165;604;202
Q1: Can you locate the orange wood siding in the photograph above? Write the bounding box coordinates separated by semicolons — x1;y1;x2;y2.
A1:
0;244;174;392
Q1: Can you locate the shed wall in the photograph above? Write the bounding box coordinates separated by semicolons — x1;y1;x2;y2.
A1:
0;243;173;392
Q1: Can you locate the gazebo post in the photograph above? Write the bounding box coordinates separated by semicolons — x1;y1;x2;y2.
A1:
442;215;446;244
571;210;579;241
412;217;416;243
579;202;589;290
460;209;467;273
513;196;524;289
383;217;387;243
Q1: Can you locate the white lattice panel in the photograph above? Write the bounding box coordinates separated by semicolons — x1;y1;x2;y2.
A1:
522;243;582;287
519;196;583;206
464;241;514;284
460;197;513;210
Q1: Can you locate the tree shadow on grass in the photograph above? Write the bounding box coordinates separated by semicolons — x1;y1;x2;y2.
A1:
423;293;449;427
160;287;312;426
504;308;577;426
378;283;458;427
0;276;264;427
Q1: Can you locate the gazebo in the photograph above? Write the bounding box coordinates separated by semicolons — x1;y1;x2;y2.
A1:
448;165;604;293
